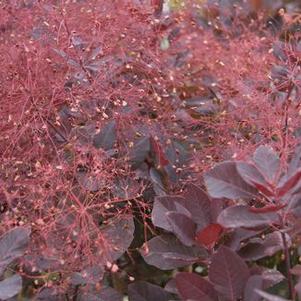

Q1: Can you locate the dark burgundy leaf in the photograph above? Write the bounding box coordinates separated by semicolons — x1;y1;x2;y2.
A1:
71;266;104;286
128;281;172;301
227;228;259;250
101;216;134;262
0;275;22;300
261;269;285;288
0;227;31;275
36;287;66;301
290;265;301;276
208;246;249;301
276;169;301;197
244;275;263;301
164;278;178;294
236;162;274;196
140;234;207;270
152;196;190;232
239;232;291;261
166;212;196;246
93;120;116;150
129;136;151;168
76;171;105;192
183;184;213;229
78;287;122;301
195;223;223;249
217;205;279;229
204;161;258;200
253;145;280;184
255;289;290;301
175;272;218;301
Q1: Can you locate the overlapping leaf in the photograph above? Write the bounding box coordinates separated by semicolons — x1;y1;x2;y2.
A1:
208;246;249;300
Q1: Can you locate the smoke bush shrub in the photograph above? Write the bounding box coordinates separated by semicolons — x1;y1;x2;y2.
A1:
1;0;301;300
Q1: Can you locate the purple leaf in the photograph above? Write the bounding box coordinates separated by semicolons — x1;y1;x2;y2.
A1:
101;216;134;262
204;162;258;200
129;136;151;168
208;246;249;301
78;287;122;301
152;196;191;232
128;281;172;301
244;275;263;301
71;266;104;286
254;289;291;301
236;162;274;196
175;272;218;301
217;205;279;229
0;275;22;300
0;227;31;275
164;278;178;294
262;269;285;288
93;121;116;150
166;212;196;246
244;270;285;300
183;184;213;229
276;169;301;197
239;232;291;261
140;234;207;270
253;146;280;184
36;288;66;301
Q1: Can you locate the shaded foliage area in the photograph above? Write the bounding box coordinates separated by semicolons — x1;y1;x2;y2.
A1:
1;0;301;300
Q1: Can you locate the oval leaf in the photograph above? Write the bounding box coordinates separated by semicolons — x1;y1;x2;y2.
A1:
128;281;172;301
208;246;249;300
175;272;218;301
0;227;31;275
140;234;207;270
204;162;258;200
166;212;196;246
0;275;22;300
217;205;279;229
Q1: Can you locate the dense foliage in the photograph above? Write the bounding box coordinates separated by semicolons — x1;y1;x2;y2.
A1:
2;0;301;300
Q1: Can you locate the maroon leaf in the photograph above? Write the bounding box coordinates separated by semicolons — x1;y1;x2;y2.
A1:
101;216;134;262
254;289;290;301
290;265;301;276
195;223;224;249
244;275;263;301
276;169;301;197
129;136;151;168
0;227;31;275
0;275;22;300
140;234;207;270
164;278;178;294
253;145;280;184
183;184;213;229
204;162;258;200
238;232;291;261
152;196;190;232
78;287;122;301
166;212;196;246
217;205;279;229
175;272;218;301
209;246;249;301
93;120;116;150
244;270;284;300
128;281;172;301
236;162;274;196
